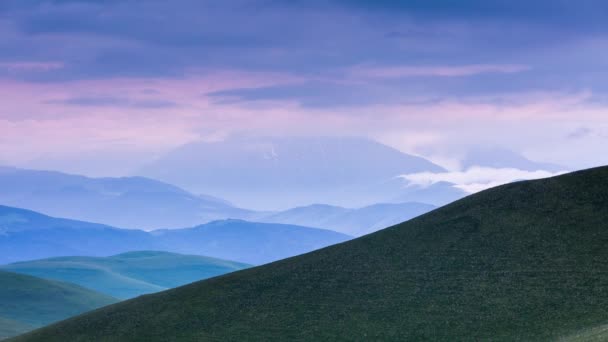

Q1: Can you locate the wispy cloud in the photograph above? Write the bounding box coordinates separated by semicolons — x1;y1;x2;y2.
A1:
0;62;64;72
349;64;530;79
46;96;178;109
399;167;567;194
567;127;593;140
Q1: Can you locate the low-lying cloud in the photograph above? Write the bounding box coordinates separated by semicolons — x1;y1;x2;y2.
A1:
400;167;568;194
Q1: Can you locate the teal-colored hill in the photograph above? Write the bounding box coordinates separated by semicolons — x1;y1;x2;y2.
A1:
0;271;117;340
2;251;250;299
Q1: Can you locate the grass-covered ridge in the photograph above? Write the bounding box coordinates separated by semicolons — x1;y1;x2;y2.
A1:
12;166;608;341
2;251;251;299
0;271;117;340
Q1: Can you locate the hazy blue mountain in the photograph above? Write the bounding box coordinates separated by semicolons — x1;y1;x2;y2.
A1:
137;136;445;209
0;166;253;230
0;270;117;340
260;202;436;236
0;205;158;265
461;147;566;172
2;251;250;299
0;205;351;265
151;220;352;265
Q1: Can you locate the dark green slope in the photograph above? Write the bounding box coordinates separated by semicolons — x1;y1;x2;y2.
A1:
0;271;117;340
12;167;608;341
2;251;251;299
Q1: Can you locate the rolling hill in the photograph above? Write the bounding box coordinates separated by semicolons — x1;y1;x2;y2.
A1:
0;271;117;340
0;166;253;230
1;251;250;299
12;166;608;341
260;202;436;236
0;205;350;265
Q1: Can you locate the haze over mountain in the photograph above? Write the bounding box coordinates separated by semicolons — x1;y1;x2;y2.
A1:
0;167;252;230
260;202;436;236
138;136;445;209
1;147;563;231
0;205;350;265
0;271;117;340
461;147;566;172
1;251;250;299
17;167;608;341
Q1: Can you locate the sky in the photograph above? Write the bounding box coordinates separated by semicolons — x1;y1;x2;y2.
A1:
1;0;608;180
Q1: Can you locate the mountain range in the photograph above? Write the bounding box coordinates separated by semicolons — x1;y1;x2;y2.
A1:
0;143;562;232
0;166;443;232
0;166;252;230
0;205;350;265
14;166;608;341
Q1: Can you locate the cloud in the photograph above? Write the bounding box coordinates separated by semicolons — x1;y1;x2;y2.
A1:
327;0;608;33
567;127;593;139
0;0;607;176
0;61;64;72
46;96;178;108
349;64;530;79
399;167;567;194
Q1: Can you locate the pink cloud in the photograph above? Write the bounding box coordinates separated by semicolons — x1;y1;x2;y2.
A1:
0;68;605;177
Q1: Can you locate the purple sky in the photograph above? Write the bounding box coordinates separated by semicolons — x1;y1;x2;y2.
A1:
1;0;608;176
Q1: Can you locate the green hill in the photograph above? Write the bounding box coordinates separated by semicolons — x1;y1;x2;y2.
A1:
0;271;117;340
2;251;250;299
11;166;608;341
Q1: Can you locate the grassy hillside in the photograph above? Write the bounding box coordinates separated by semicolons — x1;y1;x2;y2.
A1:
2;251;250;299
0;271;117;340
12;166;608;341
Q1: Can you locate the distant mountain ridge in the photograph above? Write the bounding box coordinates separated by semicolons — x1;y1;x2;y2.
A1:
2;251;250;299
151;220;352;265
0;205;351;265
0;166;252;230
260;202;436;236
